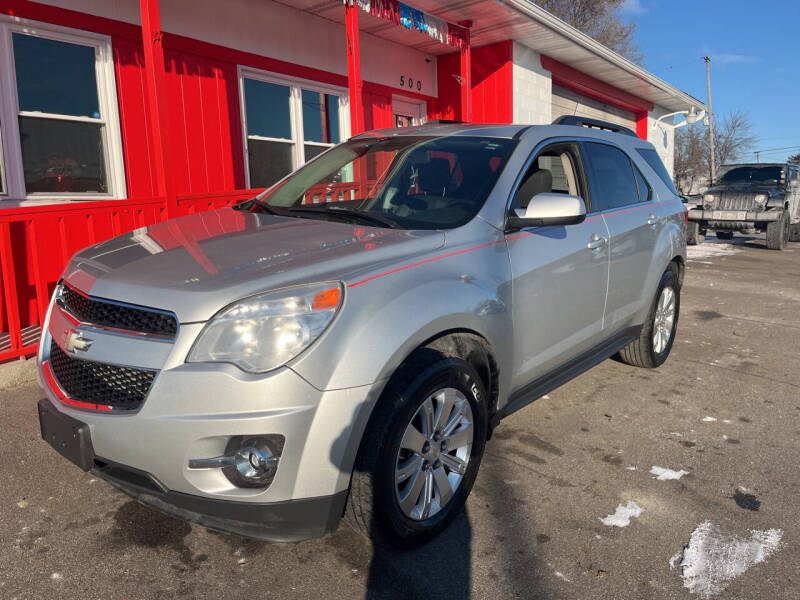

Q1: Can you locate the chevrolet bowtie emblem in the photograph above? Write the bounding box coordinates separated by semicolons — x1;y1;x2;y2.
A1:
65;330;93;354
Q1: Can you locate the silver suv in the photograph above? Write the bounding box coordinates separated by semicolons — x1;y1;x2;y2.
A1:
37;118;686;546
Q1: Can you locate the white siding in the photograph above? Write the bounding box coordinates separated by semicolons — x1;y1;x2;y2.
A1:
647;105;675;177
550;85;636;131
512;42;551;125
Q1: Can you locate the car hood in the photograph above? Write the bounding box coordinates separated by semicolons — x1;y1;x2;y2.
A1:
706;184;782;196
63;208;445;322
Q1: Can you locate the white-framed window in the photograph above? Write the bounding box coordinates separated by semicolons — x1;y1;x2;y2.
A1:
238;67;350;189
0;16;126;201
392;96;426;128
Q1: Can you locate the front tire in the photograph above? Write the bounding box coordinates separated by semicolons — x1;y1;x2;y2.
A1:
766;210;789;250
687;221;704;245
345;355;488;547
618;264;680;369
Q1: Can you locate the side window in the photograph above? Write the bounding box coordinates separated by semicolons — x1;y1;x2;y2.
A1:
582;142;639;212
637;148;678;195
514;143;581;210
633;165;652;202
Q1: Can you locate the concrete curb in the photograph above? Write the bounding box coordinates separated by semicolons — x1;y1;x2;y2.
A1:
0;358;38;392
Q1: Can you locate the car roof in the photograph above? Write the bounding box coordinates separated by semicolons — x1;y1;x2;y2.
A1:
354;121;651;146
354;122;530;140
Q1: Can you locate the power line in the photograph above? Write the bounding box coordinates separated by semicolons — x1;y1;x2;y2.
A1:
750;145;800;154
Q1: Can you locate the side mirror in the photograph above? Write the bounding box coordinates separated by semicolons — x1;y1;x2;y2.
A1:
507;193;587;230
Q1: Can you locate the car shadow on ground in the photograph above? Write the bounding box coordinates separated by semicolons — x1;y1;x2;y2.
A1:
706;233;788;251
100;450;547;599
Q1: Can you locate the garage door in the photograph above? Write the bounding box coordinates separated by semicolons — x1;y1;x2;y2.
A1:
551;85;636;131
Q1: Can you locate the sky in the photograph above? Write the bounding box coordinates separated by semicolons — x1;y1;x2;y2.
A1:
621;0;799;164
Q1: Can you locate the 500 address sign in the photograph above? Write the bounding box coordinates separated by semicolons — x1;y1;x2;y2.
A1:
399;75;423;91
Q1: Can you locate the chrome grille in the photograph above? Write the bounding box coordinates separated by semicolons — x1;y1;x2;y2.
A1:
49;341;156;411
59;283;178;338
716;194;758;211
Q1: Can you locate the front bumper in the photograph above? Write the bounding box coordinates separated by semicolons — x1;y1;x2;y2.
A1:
38;387;357;541
688;208;781;224
93;454;348;542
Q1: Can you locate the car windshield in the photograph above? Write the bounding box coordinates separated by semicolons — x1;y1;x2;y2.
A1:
718;165;785;185
251;135;516;230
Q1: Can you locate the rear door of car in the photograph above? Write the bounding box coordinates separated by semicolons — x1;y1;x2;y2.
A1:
505;140;610;392
581;141;660;333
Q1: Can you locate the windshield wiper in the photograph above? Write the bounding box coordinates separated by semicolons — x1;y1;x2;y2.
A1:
286;205;399;228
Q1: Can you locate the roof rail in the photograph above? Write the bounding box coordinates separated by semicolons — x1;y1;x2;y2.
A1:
423;119;467;125
552;115;638;138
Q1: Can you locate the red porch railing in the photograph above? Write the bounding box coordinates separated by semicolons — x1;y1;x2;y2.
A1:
0;190;260;363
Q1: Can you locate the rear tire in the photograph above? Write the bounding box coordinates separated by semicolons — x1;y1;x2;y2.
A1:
788;222;800;243
716;230;734;240
618;263;680;369
345;354;488;548
687;221;704;245
766;210;789;250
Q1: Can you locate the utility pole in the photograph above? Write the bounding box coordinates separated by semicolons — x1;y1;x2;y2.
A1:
755;151;760;163
703;56;716;185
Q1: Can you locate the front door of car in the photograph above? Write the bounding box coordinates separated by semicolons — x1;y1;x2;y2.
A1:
506;141;610;392
580;142;661;333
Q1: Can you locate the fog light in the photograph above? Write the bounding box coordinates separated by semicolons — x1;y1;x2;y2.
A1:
188;434;284;489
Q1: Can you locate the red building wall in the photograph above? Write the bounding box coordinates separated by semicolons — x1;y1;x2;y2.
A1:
115;38;247;199
433;40;513;124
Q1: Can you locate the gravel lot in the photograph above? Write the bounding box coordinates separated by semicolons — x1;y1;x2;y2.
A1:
1;234;798;600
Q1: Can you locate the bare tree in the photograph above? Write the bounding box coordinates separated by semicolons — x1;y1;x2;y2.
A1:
674;123;706;194
535;0;643;62
674;109;757;193
789;152;800;165
713;109;757;170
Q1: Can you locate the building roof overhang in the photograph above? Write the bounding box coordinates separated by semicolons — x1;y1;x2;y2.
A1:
292;0;704;114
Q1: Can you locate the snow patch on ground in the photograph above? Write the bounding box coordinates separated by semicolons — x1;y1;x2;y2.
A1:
702;416;717;422
670;552;682;570
599;500;644;527
687;242;742;261
677;521;782;598
625;466;638;471
651;466;690;480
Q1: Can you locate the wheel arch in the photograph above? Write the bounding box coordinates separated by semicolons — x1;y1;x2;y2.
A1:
671;254;685;287
376;328;500;429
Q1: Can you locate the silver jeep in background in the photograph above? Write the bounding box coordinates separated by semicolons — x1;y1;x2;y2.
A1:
37;118;686;547
686;162;800;249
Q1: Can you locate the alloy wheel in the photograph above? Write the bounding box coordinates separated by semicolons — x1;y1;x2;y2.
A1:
394;387;474;520
652;286;676;354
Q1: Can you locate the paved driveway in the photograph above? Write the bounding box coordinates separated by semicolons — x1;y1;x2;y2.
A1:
1;234;798;599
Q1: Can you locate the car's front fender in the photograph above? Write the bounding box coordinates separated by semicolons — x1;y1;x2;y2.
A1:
290;233;513;394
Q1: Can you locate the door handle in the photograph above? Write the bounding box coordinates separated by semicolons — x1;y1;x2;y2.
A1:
647;213;658;230
587;233;608;250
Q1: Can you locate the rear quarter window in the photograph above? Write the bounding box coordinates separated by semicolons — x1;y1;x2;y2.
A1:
637;148;678;195
582;142;639;212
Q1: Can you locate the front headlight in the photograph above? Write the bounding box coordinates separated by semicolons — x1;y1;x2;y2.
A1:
754;194;768;206
702;194;715;209
187;282;343;373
